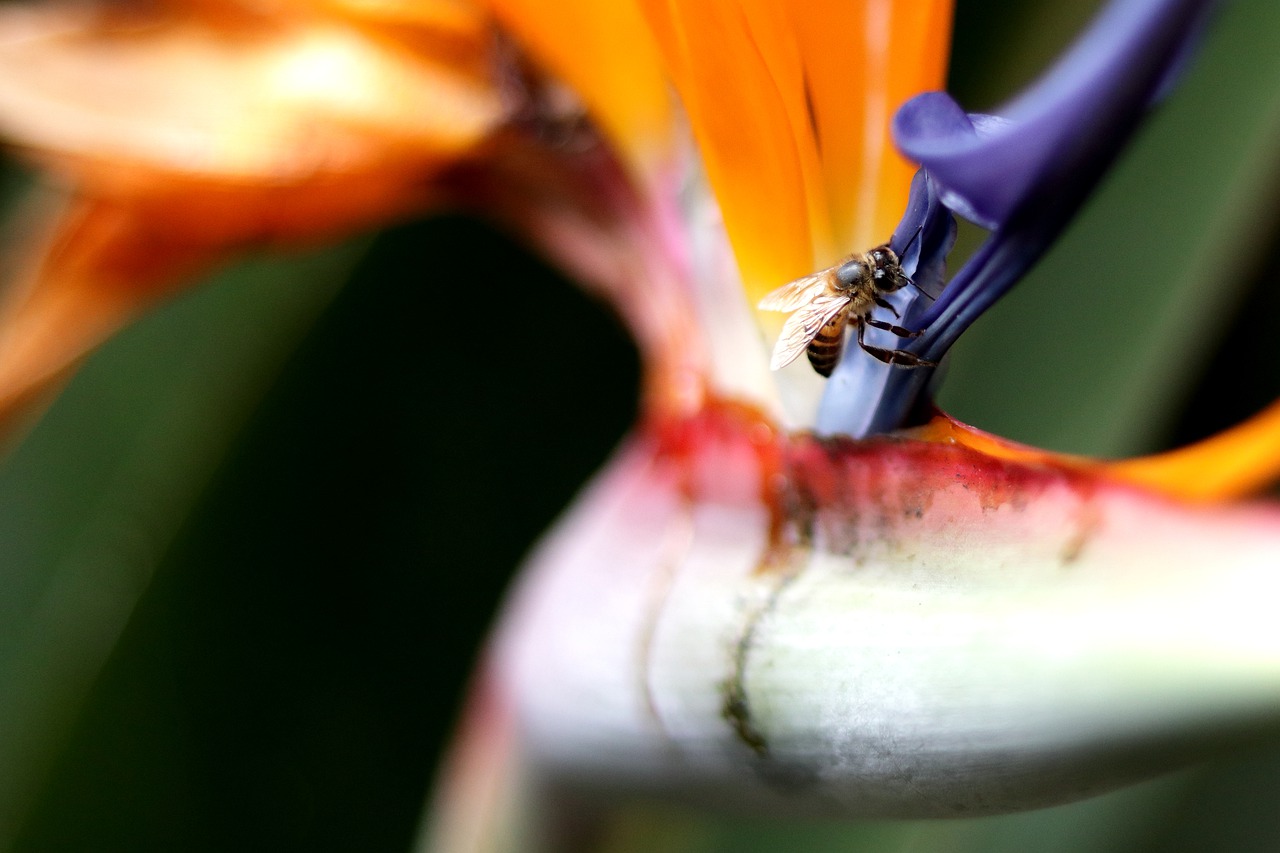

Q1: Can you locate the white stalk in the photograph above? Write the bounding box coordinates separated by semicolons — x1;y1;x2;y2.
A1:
491;434;1280;818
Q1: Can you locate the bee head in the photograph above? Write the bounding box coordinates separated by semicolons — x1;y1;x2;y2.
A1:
868;247;908;293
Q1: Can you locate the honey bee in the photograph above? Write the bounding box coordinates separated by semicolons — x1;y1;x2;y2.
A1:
759;244;936;377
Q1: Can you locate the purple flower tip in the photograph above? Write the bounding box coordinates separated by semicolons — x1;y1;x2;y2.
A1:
817;0;1218;439
892;93;1007;230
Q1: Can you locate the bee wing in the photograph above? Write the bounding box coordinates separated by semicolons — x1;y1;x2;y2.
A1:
758;273;829;312
769;295;849;370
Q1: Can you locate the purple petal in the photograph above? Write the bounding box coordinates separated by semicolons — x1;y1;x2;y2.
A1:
892;95;1006;229
895;0;1215;234
888;168;957;299
819;0;1218;438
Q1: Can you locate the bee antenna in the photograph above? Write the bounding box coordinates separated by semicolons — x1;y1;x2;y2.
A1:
907;277;936;302
900;223;925;256
906;274;936;303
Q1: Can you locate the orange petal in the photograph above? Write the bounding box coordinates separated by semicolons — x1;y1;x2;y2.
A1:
0;3;502;186
140;0;483;37
915;406;1280;505
909;410;1096;471
0;150;474;426
0;0;510;426
1103;400;1280;503
0;0;507;430
304;0;485;36
482;0;672;172
637;0;953;305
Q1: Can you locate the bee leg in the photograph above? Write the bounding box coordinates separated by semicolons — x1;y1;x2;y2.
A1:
857;319;937;367
865;317;925;338
859;340;938;367
872;295;901;318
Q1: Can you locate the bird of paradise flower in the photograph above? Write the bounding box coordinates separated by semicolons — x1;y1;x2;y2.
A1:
2;0;1280;852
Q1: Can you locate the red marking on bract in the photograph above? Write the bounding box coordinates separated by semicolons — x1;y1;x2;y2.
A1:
648;396;790;574
647;401;1107;573
649;395;784;508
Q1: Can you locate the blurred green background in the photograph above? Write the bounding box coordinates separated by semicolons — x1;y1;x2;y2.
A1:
2;0;1280;850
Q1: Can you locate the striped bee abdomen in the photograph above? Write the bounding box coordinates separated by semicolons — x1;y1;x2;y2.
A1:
805;309;850;377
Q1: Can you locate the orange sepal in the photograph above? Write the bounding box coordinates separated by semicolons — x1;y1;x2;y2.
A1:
483;0;672;172
0;2;502;186
0;152;470;428
636;0;953;306
909;409;1098;472
0;0;513;427
0;191;217;425
914;406;1280;505
1104;399;1280;503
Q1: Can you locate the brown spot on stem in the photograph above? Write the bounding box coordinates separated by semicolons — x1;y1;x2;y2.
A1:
721;674;769;758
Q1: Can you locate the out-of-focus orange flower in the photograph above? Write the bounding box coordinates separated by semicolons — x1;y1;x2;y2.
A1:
0;0;502;422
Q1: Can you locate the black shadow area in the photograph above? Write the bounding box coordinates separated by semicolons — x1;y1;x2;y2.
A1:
16;216;639;853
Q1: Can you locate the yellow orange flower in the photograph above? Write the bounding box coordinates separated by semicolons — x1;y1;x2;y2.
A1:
0;0;502;423
637;0;951;303
483;0;672;171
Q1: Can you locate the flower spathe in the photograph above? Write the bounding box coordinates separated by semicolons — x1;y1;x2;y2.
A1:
495;401;1280;819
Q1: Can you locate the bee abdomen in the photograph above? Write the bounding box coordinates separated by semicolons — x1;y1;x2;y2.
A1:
806;323;846;378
